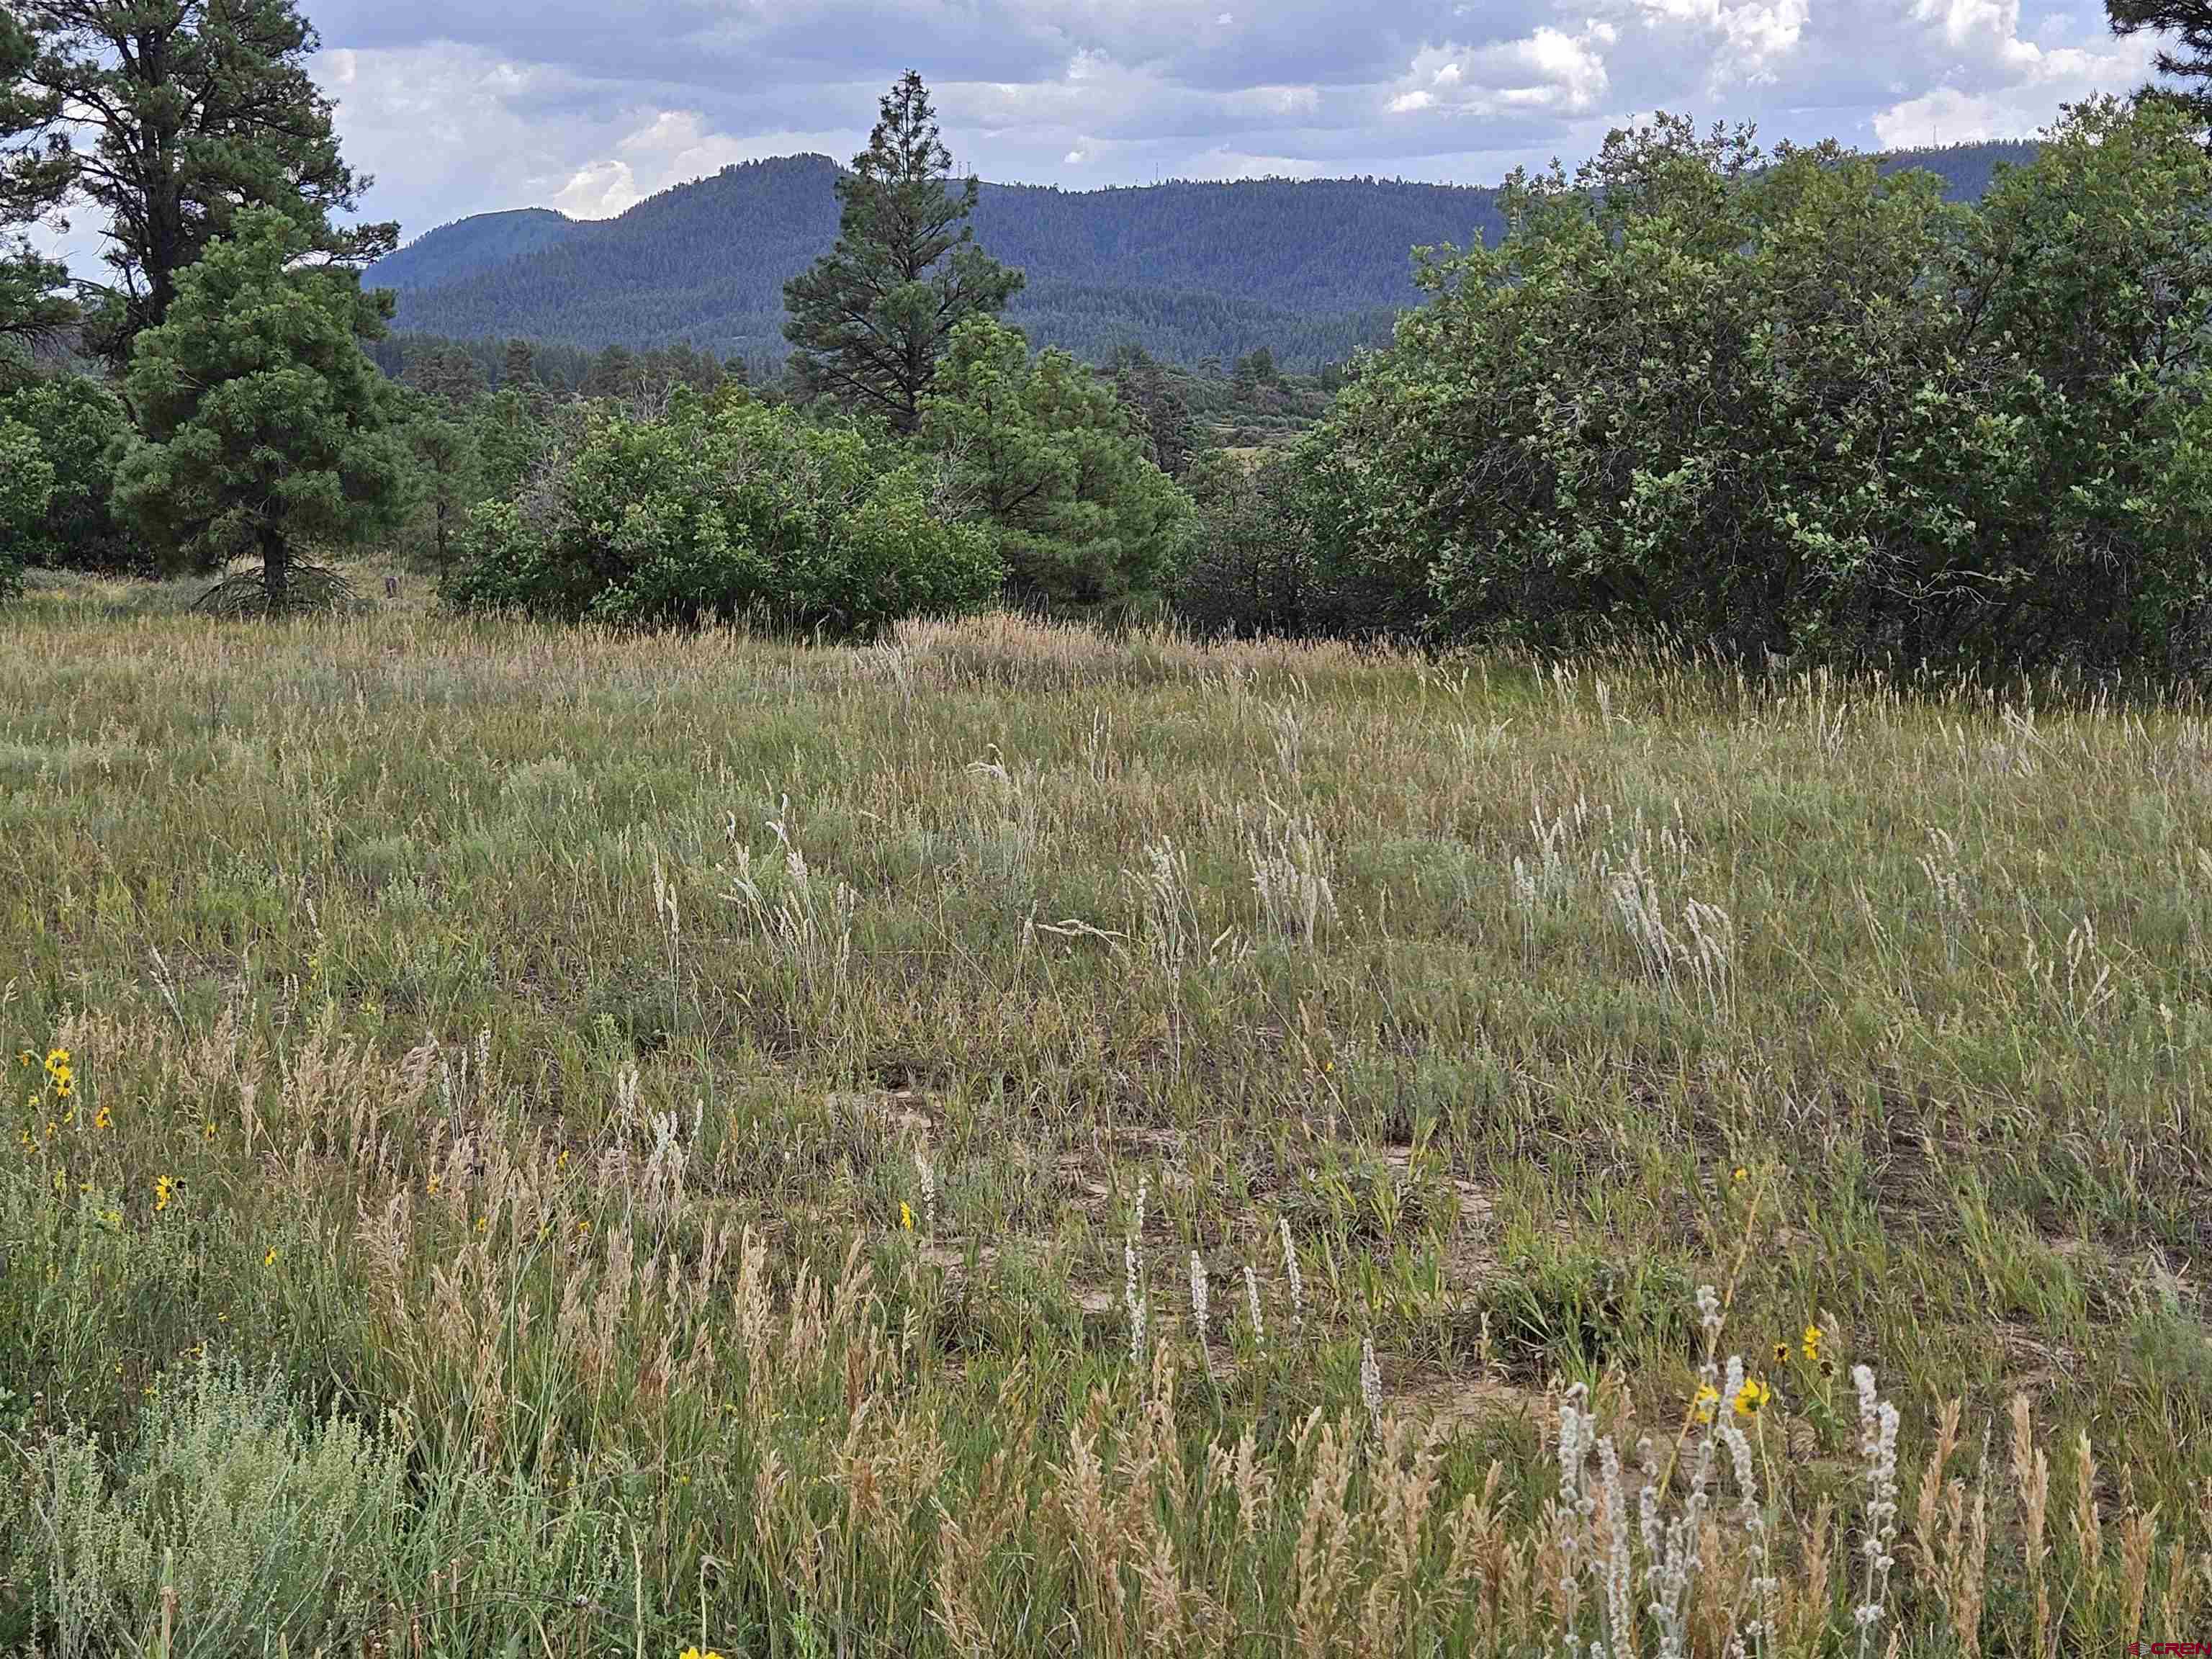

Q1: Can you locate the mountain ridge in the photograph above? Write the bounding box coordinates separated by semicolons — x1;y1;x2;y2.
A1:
372;142;2039;371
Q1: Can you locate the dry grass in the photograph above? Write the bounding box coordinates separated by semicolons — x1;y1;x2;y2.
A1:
2;571;2211;1653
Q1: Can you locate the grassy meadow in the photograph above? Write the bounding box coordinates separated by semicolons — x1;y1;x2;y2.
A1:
3;570;2211;1655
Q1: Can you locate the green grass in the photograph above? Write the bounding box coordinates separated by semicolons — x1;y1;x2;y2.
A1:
2;570;2208;1654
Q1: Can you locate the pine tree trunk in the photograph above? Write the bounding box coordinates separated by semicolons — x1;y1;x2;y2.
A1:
261;524;291;611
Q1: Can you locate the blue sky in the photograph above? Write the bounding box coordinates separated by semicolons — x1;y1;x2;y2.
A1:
44;0;2178;257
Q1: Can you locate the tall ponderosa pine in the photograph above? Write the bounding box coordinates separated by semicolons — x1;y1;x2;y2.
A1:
17;0;397;367
2111;0;2212;125
0;6;73;343
783;71;1021;432
113;207;407;613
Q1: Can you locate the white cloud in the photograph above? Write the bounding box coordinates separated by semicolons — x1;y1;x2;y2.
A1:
1613;0;1807;86
1384;23;1617;122
1872;4;2158;146
551;158;639;217
266;0;2157;252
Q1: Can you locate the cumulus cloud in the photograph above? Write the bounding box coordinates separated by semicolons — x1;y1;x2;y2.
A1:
1612;0;1809;86
286;0;2168;244
1871;1;2159;145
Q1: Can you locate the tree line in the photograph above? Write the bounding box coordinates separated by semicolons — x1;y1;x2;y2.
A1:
7;4;2212;679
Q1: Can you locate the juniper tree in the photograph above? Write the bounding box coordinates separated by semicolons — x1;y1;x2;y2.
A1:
783;71;1022;432
15;0;397;367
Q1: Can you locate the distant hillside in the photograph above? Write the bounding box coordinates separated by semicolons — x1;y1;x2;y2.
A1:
372;207;585;291
1874;140;2041;199
369;143;2038;371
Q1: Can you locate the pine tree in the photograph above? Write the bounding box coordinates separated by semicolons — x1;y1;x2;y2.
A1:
407;343;482;405
783;71;1022;431
399;393;477;572
17;0;397;367
584;343;637;400
1110;345;1195;477
922;315;1193;616
0;6;73;343
2110;0;2212;125
500;337;537;390
113;207;408;613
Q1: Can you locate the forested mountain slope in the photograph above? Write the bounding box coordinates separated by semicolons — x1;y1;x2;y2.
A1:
370;143;2034;369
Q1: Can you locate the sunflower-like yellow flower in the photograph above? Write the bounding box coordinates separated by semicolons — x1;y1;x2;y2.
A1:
1691;1383;1720;1425
899;1200;914;1232
263;1247;278;1267
1733;1377;1772;1418
1802;1323;1822;1363
153;1174;176;1213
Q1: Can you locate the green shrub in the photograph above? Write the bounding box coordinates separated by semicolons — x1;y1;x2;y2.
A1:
0;417;52;598
1323;99;2212;674
1174;437;1424;639
24;1354;405;1659
0;376;137;572
447;395;1001;637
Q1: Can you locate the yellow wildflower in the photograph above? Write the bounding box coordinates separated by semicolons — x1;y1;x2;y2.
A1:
94;1106;112;1130
54;1079;73;1100
1802;1323;1822;1363
263;1247;278;1267
45;1047;69;1071
899;1200;914;1231
1691;1383;1720;1425
1733;1377;1772;1419
1730;1166;1748;1184
153;1174;175;1213
680;1647;704;1659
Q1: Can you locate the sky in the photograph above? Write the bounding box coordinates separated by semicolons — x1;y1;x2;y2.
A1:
42;0;2180;258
